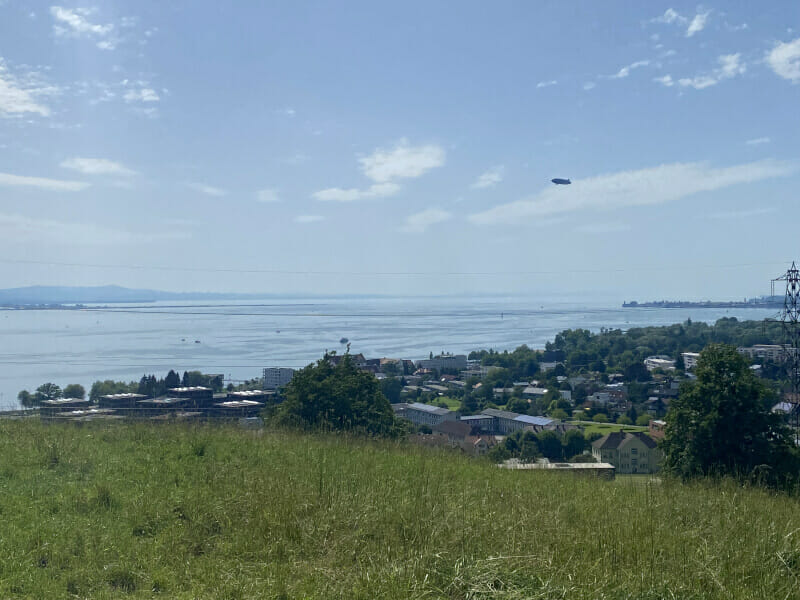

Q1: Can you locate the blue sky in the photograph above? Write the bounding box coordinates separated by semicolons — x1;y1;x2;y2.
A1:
0;1;799;299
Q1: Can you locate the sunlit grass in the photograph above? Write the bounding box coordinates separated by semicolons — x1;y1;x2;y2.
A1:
0;420;798;598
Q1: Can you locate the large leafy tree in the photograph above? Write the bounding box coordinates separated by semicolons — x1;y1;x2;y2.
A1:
279;353;398;437
661;344;798;487
35;383;62;402
63;384;86;399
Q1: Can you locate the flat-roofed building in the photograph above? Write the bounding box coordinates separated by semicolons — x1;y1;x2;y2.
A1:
262;367;295;390
416;354;468;372
682;352;700;371
98;393;147;409
392;402;457;426
40;397;92;415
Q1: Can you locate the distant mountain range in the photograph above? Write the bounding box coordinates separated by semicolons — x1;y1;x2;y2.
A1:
0;285;270;305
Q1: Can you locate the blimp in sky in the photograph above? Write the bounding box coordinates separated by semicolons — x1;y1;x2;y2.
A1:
551;178;571;185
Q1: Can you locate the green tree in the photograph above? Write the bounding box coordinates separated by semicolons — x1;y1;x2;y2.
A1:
35;383;62;403
617;415;632;425
536;430;563;461
549;408;569;420
63;384;86;399
17;390;36;408
164;370;181;390
279;353;398;436
592;413;609;423
661;344;798;487
562;428;587;459
636;413;654;427
380;377;403;404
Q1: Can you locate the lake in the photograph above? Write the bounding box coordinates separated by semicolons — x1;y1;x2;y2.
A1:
0;296;779;409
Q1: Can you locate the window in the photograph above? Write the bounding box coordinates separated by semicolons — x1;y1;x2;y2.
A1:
631;448;638;455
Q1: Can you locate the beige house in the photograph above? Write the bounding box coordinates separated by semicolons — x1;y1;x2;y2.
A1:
591;432;662;474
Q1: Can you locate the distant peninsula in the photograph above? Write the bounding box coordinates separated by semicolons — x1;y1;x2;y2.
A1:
0;285;271;306
623;297;783;309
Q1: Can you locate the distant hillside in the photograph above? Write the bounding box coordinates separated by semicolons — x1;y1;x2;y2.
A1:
0;285;265;305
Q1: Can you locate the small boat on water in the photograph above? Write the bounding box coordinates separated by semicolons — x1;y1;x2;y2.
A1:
340;337;348;344
194;340;201;344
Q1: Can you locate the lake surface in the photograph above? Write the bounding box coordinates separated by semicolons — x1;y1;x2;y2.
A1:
0;297;779;409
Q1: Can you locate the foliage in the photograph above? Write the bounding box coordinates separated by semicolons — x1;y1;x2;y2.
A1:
35;383;62;403
62;384;86;400
636;413;654;426
592;413;609;423
17;390;36;408
380;377;403;404
89;380;137;402
278;353;399;437
662;344;799;488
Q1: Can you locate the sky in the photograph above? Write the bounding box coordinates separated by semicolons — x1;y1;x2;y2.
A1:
0;1;799;300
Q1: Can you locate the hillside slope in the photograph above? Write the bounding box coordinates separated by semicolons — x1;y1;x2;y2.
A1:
1;421;798;599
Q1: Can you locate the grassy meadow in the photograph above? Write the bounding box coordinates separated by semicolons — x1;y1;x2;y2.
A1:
1;420;799;599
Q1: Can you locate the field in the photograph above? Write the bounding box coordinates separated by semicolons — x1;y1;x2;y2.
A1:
1;420;800;599
570;420;650;436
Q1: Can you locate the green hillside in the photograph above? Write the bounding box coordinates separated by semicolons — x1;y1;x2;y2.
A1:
1;420;799;599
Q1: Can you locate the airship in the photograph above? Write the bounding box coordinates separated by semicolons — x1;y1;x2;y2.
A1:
551;178;571;185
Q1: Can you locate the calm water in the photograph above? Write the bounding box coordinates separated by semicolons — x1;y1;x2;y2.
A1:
0;297;778;409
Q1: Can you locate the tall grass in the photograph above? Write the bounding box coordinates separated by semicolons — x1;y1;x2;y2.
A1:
0;420;798;598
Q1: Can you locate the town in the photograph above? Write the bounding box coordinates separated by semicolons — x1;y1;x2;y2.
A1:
18;316;799;480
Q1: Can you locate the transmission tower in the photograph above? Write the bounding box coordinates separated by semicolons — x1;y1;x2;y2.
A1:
770;262;800;440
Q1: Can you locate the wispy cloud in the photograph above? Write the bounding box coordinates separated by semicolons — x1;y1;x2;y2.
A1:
123;87;159;103
313;182;400;202
468;159;796;225
187;182;227;197
766;38;800;83
276;107;296;117
686;11;711;37
0;212;188;244
583;82;596;91
536;80;557;88
313;139;444;202
656;53;745;90
0;171;89;192
256;188;281;203
745;137;771;146
651;8;686;25
708;207;776;220
359;139;445;182
0;60;56;117
610;60;650;79
294;215;324;224
50;6;117;50
60;157;136;176
471;166;505;189
651;8;711;37
400;208;452;234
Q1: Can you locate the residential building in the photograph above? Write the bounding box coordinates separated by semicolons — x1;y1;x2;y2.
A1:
392;402;457;426
682;352;700;371
522;386;548;398
588;391;611;405
539;361;561;372
591;432;662;474
644;356;676;371
737;344;788;362
262;367;295;390
649;419;666;439
416;353;468;372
